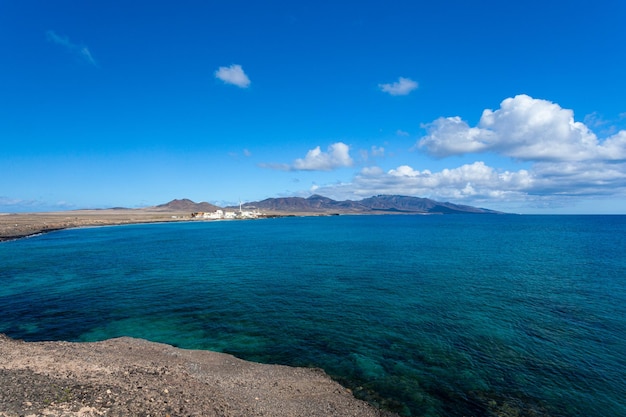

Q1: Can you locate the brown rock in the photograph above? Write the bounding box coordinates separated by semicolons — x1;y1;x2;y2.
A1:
0;335;396;417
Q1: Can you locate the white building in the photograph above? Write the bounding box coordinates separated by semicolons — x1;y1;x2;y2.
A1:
192;207;262;220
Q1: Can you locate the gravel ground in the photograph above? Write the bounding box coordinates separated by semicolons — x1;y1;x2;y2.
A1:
0;335;396;417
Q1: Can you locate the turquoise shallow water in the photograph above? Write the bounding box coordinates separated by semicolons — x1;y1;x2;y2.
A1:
1;215;625;416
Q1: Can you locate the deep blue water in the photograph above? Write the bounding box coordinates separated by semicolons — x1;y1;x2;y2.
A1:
1;215;625;416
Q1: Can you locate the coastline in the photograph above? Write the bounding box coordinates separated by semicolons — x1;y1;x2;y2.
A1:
0;209;193;242
0;334;395;417
0;209;333;242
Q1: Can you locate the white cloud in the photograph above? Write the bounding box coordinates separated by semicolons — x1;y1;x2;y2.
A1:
530;160;626;195
262;142;353;171
293;142;353;171
304;155;626;212
46;30;97;66
379;77;418;96
416;116;487;156
396;129;410;137
308;161;534;203
406;95;626;207
383;161;533;198
215;64;251;88
418;94;626;162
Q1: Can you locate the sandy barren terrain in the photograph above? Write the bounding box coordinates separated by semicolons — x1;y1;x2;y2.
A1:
0;210;191;242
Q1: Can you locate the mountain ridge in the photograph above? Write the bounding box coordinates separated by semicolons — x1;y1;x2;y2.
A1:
153;198;221;212
237;194;503;214
154;195;503;215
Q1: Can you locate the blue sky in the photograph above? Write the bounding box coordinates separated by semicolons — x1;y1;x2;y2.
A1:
2;1;626;213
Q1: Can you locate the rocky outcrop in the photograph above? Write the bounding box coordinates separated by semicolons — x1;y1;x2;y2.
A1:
0;335;395;417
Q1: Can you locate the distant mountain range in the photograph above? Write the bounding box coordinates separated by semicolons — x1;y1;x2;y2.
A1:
155;195;502;215
238;194;502;214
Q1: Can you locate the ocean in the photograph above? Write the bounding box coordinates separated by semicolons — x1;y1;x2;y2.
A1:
1;215;625;416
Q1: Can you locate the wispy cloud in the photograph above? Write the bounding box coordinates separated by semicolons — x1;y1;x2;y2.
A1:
228;148;253;159
379;77;418;96
370;145;385;157
0;196;77;213
358;145;386;164
262;142;353;171
584;111;626;137
215;64;251;88
0;196;27;207
46;30;97;67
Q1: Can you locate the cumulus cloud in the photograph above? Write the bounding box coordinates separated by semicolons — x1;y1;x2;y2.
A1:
306;155;626;210
418;94;626;162
307;161;534;203
379;77;418;96
293;142;353;171
386;162;533;195
262;142;353;171
408;95;626;206
46;30;97;66
215;64;251;88
375;162;532;199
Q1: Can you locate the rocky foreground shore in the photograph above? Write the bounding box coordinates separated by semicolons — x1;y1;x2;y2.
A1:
0;335;396;417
